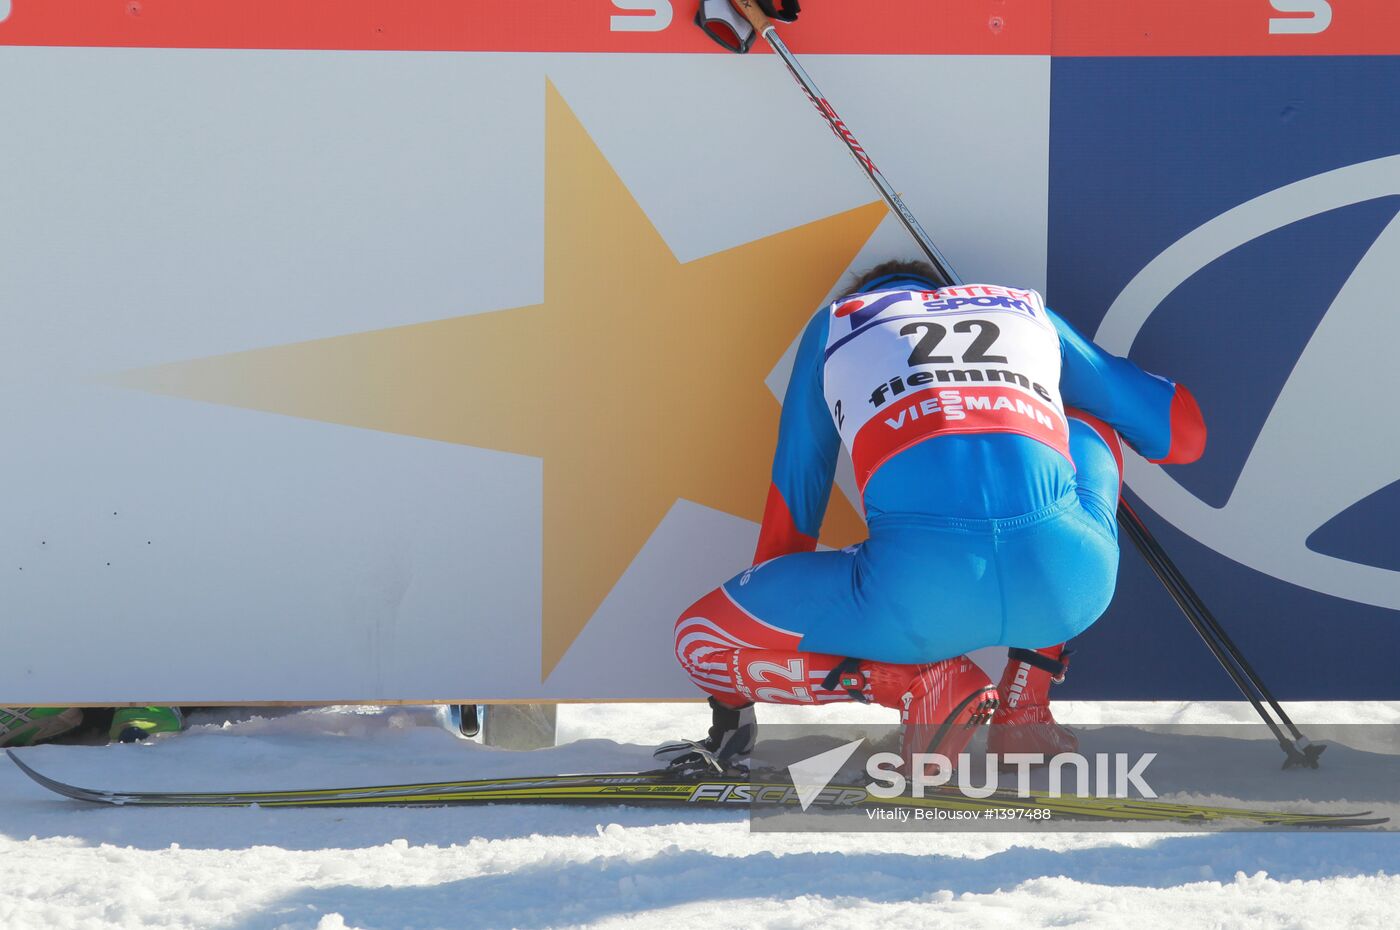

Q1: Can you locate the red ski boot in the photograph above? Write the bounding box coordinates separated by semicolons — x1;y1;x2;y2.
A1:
861;655;999;774
987;645;1078;758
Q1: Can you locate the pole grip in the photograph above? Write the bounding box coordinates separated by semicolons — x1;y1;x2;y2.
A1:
729;0;775;34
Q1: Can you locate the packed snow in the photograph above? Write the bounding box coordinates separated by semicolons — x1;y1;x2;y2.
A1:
2;701;1398;929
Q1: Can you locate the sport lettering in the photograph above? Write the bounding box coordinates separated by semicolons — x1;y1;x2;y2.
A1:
923;295;1035;315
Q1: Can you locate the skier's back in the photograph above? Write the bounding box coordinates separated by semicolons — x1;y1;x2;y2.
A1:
667;259;1205;772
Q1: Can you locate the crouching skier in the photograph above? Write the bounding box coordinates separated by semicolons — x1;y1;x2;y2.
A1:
658;260;1206;777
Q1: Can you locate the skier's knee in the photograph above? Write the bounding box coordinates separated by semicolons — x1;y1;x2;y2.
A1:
673;588;730;689
673;592;709;667
672;585;805;699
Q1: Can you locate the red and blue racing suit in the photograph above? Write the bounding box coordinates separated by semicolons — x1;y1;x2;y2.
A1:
674;277;1205;708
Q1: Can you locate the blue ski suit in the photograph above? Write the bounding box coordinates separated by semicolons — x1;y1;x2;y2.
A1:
726;277;1206;664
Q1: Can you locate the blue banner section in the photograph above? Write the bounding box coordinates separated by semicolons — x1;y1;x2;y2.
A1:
1048;56;1400;699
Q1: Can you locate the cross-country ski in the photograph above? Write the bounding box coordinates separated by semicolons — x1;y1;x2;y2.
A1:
8;747;1387;827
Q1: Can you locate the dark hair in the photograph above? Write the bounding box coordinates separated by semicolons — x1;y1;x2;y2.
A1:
838;259;948;300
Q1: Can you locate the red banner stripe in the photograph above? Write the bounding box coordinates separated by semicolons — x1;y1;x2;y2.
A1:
1053;0;1400;58
3;4;1392;62
0;1;1048;55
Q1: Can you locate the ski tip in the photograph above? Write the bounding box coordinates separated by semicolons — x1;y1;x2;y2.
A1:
7;747;54;784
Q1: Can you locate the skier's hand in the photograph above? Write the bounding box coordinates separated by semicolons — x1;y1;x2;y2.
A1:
696;1;800;54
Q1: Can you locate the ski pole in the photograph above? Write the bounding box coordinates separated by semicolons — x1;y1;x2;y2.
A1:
1118;501;1322;768
723;0;960;288
720;0;1321;769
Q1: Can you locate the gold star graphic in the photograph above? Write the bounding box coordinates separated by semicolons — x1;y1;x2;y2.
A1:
113;80;883;679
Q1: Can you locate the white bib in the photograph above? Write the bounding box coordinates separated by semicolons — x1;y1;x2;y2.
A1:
821;284;1069;491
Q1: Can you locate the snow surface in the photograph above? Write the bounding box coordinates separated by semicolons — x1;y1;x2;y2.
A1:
2;702;1399;930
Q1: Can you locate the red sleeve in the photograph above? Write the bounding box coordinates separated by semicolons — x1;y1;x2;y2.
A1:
1147;384;1207;465
753;483;818;565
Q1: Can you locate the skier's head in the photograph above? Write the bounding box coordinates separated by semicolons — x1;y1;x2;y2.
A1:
839;259;948;299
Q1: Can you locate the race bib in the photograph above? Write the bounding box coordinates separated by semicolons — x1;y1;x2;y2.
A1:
822;284;1069;491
